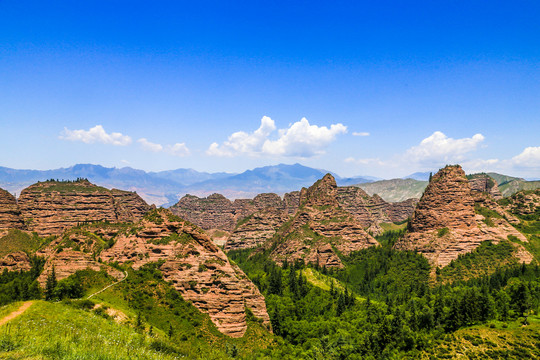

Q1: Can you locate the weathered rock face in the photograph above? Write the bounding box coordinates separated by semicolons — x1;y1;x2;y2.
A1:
100;209;270;338
337;187;417;227
268;174;379;268
395;165;533;269
0;251;32;272
225;210;291;251
469;174;503;200
170;193;246;232
407;166;476;233
17;180;150;236
111;189;153;221
0;188;25;235
224;182;417;251
171;191;300;237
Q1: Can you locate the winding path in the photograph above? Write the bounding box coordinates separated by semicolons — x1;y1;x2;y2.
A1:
0;301;33;326
87;271;128;299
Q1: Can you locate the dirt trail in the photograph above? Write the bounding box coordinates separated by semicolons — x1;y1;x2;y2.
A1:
87;270;128;299
0;301;33;326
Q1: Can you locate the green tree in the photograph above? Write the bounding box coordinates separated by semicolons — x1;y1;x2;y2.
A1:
45;266;57;301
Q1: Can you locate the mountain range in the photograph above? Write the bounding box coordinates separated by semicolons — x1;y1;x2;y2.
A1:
0;163;376;206
1;163;538;207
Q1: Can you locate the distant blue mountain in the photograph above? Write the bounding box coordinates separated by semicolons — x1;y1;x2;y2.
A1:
176;163;375;199
0;163;376;206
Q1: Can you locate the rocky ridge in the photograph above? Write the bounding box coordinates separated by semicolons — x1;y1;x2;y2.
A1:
170;192;299;233
0;188;25;236
17;180;151;236
225;185;415;251
265;174;379;268
395;165;532;269
468;174;503;200
99;209;270;337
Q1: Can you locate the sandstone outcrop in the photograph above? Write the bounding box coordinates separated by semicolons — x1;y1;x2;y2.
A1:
225;210;291;251
170;191;298;234
0;251;32;272
469;174;503;200
0;188;24;236
100;209;270;337
17;180;151;236
267;174;379;268
395;165;533;269
337;187;417;229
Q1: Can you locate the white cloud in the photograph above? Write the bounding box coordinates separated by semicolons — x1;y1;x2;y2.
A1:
60;125;132;146
207;116;276;157
207;116;346;158
405;131;484;165
352;132;370;137
262;118;347;157
511;146;540;168
138;138;163;152
167;143;190;157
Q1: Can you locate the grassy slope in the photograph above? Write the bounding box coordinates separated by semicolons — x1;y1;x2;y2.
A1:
419;316;540;359
436;241;521;283
0;229;45;257
499;180;540;197
357;178;427;202
0;300;199;359
302;268;367;303
73;267;274;359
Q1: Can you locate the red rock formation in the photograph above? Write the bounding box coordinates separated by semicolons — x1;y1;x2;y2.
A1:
0;188;24;236
100;209;270;337
395;165;532;269
17;180;150;236
268;174;379;268
469;174;503;200
0;251;32;272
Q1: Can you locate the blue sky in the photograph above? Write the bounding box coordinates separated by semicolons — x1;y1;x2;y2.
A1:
1;1;539;178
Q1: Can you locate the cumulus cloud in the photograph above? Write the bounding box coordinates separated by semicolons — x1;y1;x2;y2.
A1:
167;143;190;157
60;125;132;146
138;138;163;152
352;132;370;137
207;116;276;157
207;116;347;158
405;131;485;165
511;146;540;168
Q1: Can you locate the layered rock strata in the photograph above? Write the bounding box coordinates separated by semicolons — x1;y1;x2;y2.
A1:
17;180;150;236
267;174;379;268
224;182;417;251
469;174;503;200
395;165;532;268
100;209;270;337
170;191;300;233
0;188;25;235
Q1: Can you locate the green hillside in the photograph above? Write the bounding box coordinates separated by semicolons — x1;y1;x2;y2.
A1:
356;178;428;202
499;179;540;197
0;229;46;257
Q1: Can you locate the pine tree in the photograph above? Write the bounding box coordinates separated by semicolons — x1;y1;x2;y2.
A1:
270;310;281;336
45;266;57;301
